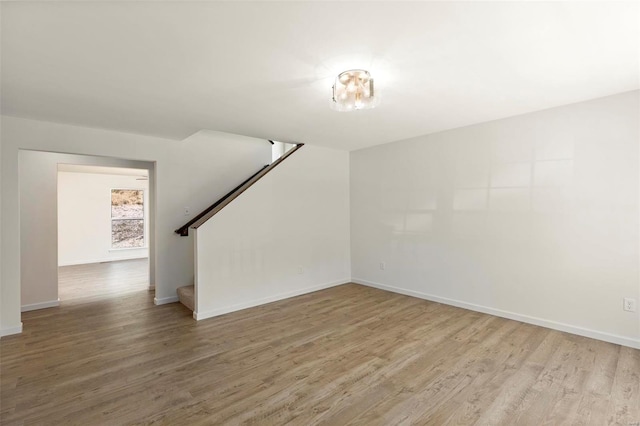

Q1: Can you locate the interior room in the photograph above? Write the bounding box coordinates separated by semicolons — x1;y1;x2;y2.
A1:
57;164;150;303
1;1;639;424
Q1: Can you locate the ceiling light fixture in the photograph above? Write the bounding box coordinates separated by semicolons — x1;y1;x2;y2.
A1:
331;69;377;111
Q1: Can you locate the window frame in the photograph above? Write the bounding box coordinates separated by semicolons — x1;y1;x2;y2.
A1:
110;187;146;250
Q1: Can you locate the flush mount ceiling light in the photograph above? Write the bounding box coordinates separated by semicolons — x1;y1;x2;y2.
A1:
331;69;378;112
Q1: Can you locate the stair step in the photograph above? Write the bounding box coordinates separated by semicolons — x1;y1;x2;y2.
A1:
177;285;195;311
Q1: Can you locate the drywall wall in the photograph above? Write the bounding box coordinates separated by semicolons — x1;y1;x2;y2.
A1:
58;171;150;266
19;151;59;310
1;117;271;335
195;144;351;319
351;90;640;348
0;117;3;333
19;151;152;311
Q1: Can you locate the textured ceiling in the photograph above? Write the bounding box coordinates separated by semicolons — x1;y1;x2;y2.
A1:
2;2;638;150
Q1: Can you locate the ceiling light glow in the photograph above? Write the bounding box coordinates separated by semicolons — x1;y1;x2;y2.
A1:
331;69;378;112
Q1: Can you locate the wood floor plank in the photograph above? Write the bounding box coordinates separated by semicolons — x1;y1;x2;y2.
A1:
425;324;549;425
57;258;149;303
607;346;640;425
1;263;639;425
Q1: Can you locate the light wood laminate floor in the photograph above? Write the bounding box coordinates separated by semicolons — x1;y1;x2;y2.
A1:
1;284;639;425
58;258;149;303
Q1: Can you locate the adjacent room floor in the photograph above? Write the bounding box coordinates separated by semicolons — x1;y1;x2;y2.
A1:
58;258;149;303
1;284;638;424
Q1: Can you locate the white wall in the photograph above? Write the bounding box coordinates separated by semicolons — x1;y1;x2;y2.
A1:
1;117;271;335
58;171;149;266
351;91;640;349
0;115;3;332
195;145;351;319
19;151;60;310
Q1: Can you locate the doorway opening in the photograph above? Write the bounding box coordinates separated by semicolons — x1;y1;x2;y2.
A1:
18;150;155;314
57;164;151;304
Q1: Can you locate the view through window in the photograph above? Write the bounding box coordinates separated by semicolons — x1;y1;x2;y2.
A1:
111;189;144;248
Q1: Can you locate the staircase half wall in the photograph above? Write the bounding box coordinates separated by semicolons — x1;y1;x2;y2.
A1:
193;145;351;320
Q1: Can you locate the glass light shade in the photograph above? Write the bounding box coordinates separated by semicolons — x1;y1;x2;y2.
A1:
331;69;378;111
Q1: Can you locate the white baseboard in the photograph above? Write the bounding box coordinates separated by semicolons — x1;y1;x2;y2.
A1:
194;278;349;321
59;255;148;267
0;322;23;337
352;278;640;350
154;295;179;305
21;299;60;312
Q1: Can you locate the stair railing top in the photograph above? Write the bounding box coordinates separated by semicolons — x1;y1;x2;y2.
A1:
174;143;304;236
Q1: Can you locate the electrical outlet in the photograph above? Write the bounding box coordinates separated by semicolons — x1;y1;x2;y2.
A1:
380;262;386;271
184;207;190;216
623;298;637;312
298;266;304;274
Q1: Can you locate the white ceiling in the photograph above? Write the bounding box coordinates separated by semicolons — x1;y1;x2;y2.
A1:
2;2;638;151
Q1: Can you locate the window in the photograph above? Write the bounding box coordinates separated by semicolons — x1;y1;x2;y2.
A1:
111;189;144;248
